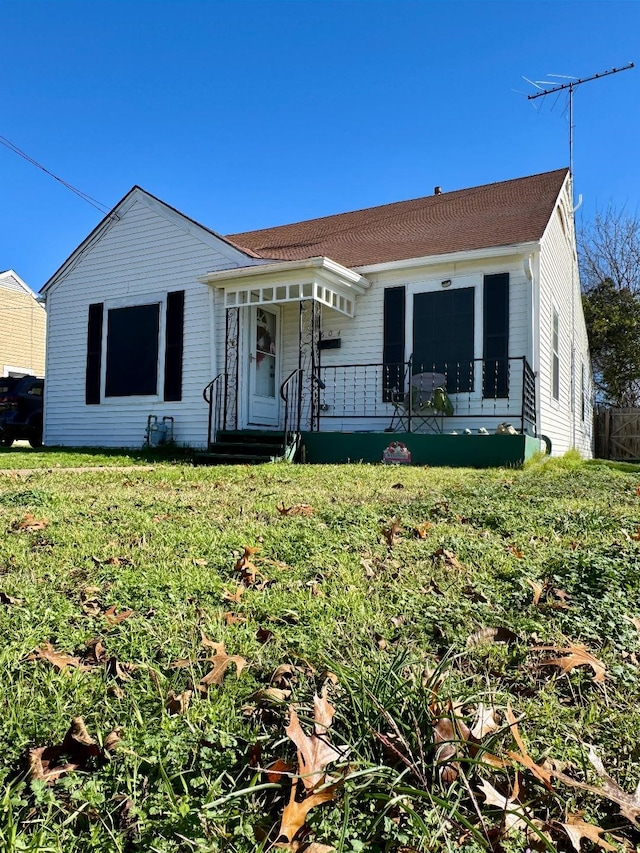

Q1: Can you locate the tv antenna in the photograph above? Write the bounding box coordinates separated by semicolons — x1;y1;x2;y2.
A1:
526;63;634;179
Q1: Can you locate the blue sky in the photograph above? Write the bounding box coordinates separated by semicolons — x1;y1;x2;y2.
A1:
2;0;638;290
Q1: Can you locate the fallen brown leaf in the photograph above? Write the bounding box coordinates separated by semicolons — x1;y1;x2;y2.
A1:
27;717;119;784
549;746;640;826
560;813;617;852
285;694;343;791
277;503;314;516
11;513;49;533
222;610;246;625
27;643;90;672
223;586;245;603
274;781;338;849
536;643;606;683
471;703;500;740
381;519;402;548
433;548;464;571
433;716;472;784
199;642;247;691
467;626;518;647
413;522;433;539
166;689;193;715
103;605;134;625
0;590;22;606
505;704;553;790
525;578;543;606
478;776;529;832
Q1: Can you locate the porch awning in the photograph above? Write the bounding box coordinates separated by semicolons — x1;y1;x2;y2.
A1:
199;256;370;319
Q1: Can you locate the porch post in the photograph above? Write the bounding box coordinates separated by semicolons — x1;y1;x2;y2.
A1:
299;299;322;431
225;307;239;430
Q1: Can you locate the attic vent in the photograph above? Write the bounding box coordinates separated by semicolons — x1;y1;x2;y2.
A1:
434;186;442;195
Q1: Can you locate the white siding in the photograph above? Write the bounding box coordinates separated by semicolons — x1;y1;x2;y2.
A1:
537;184;593;457
44;197;243;448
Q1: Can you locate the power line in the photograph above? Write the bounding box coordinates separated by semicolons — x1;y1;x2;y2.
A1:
0;134;112;216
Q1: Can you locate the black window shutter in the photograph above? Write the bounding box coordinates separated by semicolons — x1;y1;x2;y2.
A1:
483;273;509;398
163;290;185;402
383;286;405;401
85;303;104;404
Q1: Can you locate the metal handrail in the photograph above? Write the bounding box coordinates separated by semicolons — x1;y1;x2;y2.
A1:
280;368;303;450
203;373;227;447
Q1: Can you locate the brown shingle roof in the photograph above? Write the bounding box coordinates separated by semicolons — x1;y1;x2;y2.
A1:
226;169;569;268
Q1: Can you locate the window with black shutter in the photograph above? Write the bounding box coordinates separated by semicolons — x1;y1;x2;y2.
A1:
85;303;104;405
382;286;406;401
483;273;509;398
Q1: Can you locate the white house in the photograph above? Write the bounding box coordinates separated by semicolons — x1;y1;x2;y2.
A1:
40;168;593;463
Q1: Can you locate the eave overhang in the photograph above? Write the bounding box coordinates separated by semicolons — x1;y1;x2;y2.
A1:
354;241;541;275
199;256;370;318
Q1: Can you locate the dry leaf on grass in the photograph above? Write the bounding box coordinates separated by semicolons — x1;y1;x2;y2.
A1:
264;757;295;782
275;688;346;850
505;704;553;791
222;610;246;625
624;614;640;635
286;692;343;791
413;522;433;539
103;605;134;625
234;545;269;588
381;519;402;548
549;745;640;826
27;643;91;672
471;703;500;740
467;626;518;647
199;642;247;692
525;578;543;606
560;813;618;852
275;783;339;850
11;513;49;533
223;586;245;604
166;689;193;715
0;590;22;606
28;717;120;784
433;716;471;784
277;503;314;516
535;643;606;683
433;548;464;571
478;775;530;833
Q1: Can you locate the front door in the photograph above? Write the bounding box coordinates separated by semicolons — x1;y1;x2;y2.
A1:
248;306;280;426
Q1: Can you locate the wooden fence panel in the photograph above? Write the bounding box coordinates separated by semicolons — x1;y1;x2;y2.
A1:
594;408;640;460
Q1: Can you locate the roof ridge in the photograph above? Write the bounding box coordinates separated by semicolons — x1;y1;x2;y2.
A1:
226;168;569;239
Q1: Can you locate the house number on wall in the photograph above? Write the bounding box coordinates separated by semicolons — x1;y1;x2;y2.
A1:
320;329;341;339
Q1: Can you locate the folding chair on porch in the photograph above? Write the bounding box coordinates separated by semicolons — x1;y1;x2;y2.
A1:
386;371;452;433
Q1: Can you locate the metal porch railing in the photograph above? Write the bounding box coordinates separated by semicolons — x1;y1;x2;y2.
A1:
315;356;537;434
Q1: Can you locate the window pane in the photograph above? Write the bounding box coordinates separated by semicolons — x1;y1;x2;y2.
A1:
106;304;160;397
413;288;474;392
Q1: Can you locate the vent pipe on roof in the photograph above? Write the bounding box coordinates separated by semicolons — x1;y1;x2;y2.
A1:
434;186;442;195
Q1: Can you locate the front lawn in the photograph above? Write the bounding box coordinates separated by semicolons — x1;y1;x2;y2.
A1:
1;453;639;851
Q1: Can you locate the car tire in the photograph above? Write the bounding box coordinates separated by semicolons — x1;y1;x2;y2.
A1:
28;437;43;448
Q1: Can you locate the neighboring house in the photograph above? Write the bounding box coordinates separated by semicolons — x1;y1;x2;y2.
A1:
40;168;593;461
0;270;46;378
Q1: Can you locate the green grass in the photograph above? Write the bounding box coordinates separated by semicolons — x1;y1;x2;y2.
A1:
1;453;639;851
0;444;193;469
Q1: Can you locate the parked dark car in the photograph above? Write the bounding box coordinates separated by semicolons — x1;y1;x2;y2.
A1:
0;375;44;447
